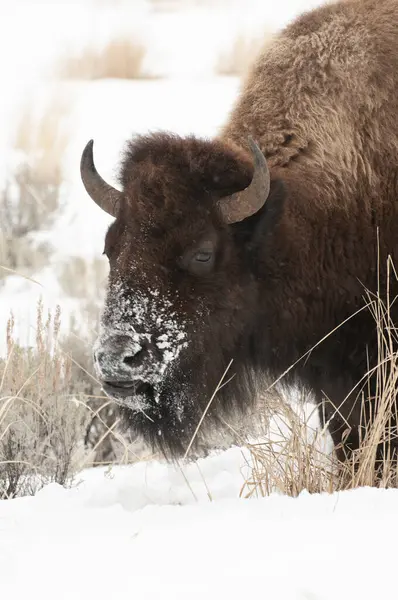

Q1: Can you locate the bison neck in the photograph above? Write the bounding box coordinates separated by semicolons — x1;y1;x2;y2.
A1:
241;170;397;451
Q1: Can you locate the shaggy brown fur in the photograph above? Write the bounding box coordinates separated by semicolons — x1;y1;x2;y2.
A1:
220;0;398;460
90;0;398;461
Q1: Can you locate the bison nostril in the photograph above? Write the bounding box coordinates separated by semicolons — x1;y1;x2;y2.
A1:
97;336;155;374
123;347;145;367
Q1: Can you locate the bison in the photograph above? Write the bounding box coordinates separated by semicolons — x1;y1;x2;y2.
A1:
81;0;398;462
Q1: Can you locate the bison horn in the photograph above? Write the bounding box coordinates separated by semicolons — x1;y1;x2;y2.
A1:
218;137;270;224
80;140;122;217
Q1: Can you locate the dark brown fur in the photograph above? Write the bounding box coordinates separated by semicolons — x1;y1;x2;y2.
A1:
94;0;398;461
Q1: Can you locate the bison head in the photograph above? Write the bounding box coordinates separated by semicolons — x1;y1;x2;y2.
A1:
81;133;285;458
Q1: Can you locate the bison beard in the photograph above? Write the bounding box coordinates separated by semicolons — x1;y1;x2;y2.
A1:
117;361;258;460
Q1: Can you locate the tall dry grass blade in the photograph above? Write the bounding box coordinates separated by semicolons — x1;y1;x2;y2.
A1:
184;359;234;459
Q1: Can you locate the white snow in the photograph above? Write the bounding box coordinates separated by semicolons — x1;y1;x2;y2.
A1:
1;3;389;598
0;447;396;600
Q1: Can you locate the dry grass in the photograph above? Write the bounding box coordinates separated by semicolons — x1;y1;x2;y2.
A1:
241;398;338;498
0;163;60;285
0;303;151;499
58;256;109;299
0;92;71;286
0;305;89;498
13;91;71;186
240;256;398;498
216;33;271;76
343;256;398;487
57;37;150;80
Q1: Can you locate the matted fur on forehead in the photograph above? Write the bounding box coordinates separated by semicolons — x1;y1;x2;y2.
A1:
117;132;254;215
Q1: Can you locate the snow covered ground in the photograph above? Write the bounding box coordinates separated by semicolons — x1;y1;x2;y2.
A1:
0;447;396;600
2;3;389;598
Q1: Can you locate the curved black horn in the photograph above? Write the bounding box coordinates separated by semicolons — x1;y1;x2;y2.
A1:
80;140;122;217
218;137;270;224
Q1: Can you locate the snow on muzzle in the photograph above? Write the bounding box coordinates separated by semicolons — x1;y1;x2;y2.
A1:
94;282;190;406
94;331;168;385
93;329;188;409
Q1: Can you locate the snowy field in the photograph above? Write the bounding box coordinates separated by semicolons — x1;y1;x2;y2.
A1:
0;450;397;600
1;1;393;599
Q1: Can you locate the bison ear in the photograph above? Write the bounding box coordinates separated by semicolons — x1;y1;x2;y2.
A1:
231;178;285;249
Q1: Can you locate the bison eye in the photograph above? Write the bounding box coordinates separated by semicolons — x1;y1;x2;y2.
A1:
188;249;214;275
194;250;212;263
181;240;215;276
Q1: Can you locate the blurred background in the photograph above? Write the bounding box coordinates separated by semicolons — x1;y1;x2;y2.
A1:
0;0;328;495
0;0;324;348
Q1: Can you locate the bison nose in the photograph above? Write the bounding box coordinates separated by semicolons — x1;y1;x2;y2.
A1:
94;333;152;382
